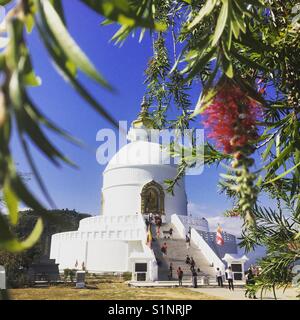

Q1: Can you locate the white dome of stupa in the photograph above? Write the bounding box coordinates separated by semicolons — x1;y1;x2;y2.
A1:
101;99;188;220
105;140;174;172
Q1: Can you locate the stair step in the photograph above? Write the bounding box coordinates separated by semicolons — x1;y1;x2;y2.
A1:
150;222;216;281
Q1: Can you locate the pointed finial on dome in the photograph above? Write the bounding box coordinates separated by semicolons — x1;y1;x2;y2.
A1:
141;95;147;107
138;96;149;119
132;96;153;129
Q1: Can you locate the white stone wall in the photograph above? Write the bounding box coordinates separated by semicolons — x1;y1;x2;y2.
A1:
51;238;131;272
86;240;128;272
50;214;155;273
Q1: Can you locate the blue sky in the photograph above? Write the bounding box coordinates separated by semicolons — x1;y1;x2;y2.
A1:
11;1;273;234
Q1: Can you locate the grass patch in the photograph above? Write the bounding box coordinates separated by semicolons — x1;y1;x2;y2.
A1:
9;283;220;300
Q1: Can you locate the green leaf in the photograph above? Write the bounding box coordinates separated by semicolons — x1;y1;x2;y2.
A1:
41;0;113;90
193;86;218;116
265;143;294;172
23;70;42;87
275;133;281;157
212;0;229;46
231;19;240;39
231;2;246;33
9;71;23;109
19;134;56;208
231;49;270;72
110;24;132;44
15;104;75;167
0;0;13;5
24;13;36;33
18;218;44;250
6;18;24;70
0;214;43;252
264;162;300;185
188;0;217;30
49;0;66;25
183;47;217;82
80;0;165;30
25;98;81;146
3;179;19;225
262;139;275;161
223;59;233;78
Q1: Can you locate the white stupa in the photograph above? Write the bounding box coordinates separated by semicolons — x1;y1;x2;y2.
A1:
50;100;244;282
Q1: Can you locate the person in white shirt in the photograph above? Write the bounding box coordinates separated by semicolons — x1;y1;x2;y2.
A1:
226;266;234;291
216;268;223;287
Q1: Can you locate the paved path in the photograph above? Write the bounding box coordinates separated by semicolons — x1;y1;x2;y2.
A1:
129;281;245;288
189;287;299;300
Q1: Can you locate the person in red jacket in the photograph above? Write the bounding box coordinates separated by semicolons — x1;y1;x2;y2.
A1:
177;267;183;286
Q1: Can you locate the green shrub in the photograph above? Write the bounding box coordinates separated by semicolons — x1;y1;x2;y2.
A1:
123;272;132;281
63;268;76;283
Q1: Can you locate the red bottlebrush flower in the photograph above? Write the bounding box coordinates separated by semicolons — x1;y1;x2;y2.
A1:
202;83;262;154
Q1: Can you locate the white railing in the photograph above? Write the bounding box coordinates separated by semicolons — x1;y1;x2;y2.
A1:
79;214;142;231
171;214;225;272
171;214;186;238
52;213;147;242
52;228;145;242
191;229;225;272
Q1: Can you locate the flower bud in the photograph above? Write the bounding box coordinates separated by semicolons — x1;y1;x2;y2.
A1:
234;151;243;160
231;159;239;168
245;211;256;227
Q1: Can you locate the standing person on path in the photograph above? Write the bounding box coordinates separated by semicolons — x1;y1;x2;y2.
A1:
168;227;173;239
245;268;257;299
190;257;195;270
192;269;198;288
168;263;173;280
216;268;224;287
149;212;153;224
145;218;150;228
155;215;162;238
161;242;168;256
226;266;234;291
185;234;190;250
177;267;183;287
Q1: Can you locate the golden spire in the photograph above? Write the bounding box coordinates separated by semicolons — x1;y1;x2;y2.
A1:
132;97;153;129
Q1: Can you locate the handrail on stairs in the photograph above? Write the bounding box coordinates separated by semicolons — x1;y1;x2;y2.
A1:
170;214;225;272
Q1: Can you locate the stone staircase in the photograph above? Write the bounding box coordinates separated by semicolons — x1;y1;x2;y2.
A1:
150;223;216;281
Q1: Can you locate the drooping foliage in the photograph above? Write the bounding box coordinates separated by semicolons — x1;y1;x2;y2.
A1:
0;0;299;297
